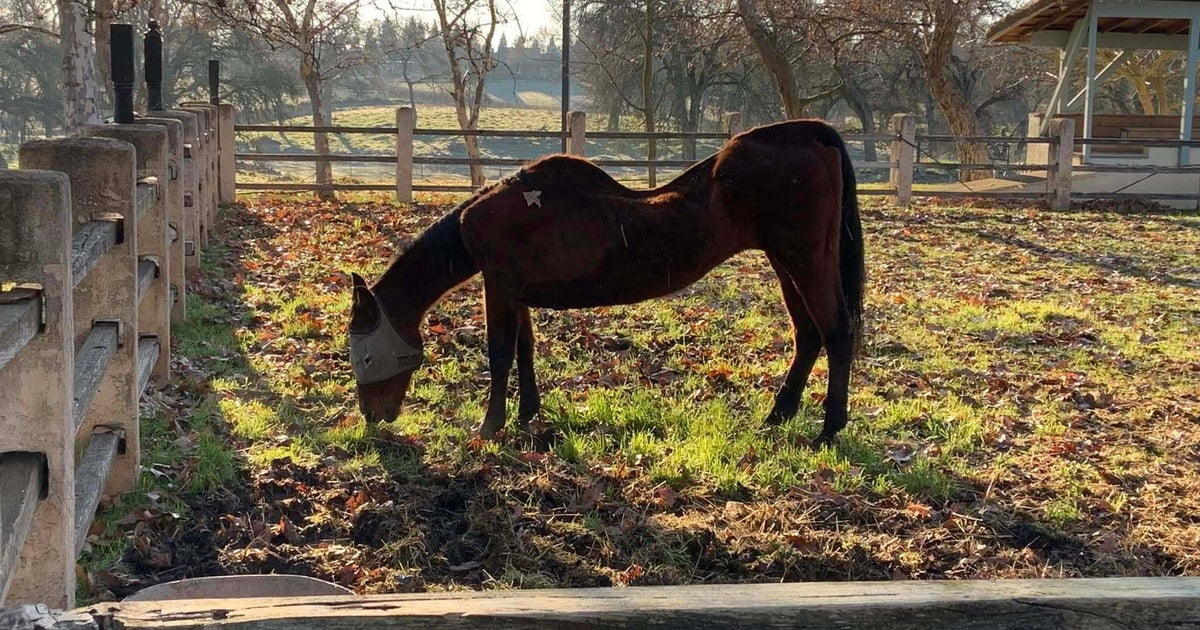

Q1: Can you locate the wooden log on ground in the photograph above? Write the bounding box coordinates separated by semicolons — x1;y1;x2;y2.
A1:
31;577;1200;629
9;578;1190;624
0;603;97;630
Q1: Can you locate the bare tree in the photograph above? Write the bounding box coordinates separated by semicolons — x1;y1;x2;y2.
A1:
845;0;1010;181
429;0;503;186
735;0;841;119
193;0;367;199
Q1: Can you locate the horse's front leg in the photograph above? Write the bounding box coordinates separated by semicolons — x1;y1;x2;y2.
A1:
515;306;541;426
479;280;518;440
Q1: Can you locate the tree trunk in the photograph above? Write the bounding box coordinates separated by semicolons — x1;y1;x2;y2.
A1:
921;11;990;181
737;0;803;118
95;0;114;110
1132;77;1156;114
301;57;335;201
1150;74;1171;114
58;0;100;135
434;0;487;186
607;98;622;132
643;0;656;187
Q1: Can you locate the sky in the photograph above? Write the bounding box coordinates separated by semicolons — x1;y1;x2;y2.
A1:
366;1;559;42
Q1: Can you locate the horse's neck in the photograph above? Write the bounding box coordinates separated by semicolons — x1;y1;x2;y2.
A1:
373;211;478;329
644;154;715;201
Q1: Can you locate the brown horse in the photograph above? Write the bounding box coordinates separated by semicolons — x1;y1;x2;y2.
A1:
348;119;865;447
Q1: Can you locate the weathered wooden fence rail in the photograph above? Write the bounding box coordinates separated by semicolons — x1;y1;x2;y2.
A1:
3;577;1200;629
0;22;235;609
235;109;1200;209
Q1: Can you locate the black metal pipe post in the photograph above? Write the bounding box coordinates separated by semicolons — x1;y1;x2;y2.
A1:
111;24;136;123
208;60;220;105
561;0;570;152
144;21;164;111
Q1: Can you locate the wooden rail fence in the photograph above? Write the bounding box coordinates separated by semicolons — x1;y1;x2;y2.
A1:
236;110;1200;209
0;68;236;610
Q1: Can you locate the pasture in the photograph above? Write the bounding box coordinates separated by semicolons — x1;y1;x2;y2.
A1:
77;194;1199;600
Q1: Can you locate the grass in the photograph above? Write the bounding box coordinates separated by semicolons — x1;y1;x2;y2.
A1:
77;194;1200;601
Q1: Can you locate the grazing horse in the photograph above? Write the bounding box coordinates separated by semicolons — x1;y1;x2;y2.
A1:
348;119;865;447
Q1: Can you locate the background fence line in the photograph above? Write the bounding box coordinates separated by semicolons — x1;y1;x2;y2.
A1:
234;108;1200;209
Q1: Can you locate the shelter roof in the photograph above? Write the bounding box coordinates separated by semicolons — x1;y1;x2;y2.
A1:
987;0;1200;44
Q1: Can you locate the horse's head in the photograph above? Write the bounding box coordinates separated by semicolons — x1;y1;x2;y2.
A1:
347;272;423;424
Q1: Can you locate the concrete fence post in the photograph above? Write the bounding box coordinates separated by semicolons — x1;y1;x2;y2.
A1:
890;114;917;207
396;106;415;204
20;137;144;497
156;111;201;269
1048;118;1075;211
179;104;215;244
0;170;76;607
86;125;172;398
218;103;236;204
568;111;587;156
136;117;186;323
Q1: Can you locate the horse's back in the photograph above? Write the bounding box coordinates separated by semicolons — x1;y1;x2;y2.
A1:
713;119;849;249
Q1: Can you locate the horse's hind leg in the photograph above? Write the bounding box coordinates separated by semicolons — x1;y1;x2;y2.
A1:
764;254;823;426
770;251;855;448
479;279;518;440
515;306;541;425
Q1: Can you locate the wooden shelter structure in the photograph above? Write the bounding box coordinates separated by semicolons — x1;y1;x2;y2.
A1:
989;0;1200;162
983;0;1200;206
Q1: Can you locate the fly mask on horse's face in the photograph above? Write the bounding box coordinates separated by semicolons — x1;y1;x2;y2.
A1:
348;275;423;385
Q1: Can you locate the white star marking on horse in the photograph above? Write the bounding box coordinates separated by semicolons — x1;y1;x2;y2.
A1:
523;190;542;207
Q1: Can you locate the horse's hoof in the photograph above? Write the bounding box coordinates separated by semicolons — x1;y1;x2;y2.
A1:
811;432;838;450
477;423;500;441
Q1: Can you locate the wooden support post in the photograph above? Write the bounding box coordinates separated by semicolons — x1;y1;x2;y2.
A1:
0;170;76;608
20;138;141;499
217;104;236;204
723;112;744;138
395;106;415;204
135;117;186;323
1181;18;1200;165
1082;8;1099;163
1042;20;1086;135
86;125;171;397
1048;118;1075;211
156;111;201;266
890;114;916;207
568;111;586;156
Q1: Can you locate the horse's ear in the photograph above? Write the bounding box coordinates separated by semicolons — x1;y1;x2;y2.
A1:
349;280;380;332
351;272;368;289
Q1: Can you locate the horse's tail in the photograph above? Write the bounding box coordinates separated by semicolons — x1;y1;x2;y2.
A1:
826;127;865;349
